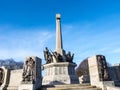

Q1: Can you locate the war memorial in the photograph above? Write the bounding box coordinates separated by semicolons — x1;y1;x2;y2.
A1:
0;14;120;90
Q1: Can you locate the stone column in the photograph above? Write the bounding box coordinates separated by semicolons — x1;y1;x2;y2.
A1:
55;14;64;56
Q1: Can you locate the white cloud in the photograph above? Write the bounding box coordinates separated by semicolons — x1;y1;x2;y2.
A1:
110;48;120;54
0;14;120;65
61;20;120;65
0;26;54;62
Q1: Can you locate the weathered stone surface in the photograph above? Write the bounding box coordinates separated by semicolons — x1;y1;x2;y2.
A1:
7;69;22;90
19;84;36;90
41;84;102;90
88;55;115;90
106;86;120;90
0;66;10;90
55;14;64;56
19;56;42;90
109;63;120;86
42;62;79;85
0;67;5;86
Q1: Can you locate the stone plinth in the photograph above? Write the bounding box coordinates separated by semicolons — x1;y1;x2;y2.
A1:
19;56;42;90
88;56;100;85
42;62;79;85
88;55;114;90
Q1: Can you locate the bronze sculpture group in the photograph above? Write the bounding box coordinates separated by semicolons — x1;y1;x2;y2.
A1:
43;47;74;64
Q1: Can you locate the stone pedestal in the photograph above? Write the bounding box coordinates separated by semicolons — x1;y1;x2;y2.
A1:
19;56;42;90
88;55;114;90
42;62;79;85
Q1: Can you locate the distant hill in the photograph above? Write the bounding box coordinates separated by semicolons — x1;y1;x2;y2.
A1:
76;58;89;77
0;58;23;69
76;58;111;77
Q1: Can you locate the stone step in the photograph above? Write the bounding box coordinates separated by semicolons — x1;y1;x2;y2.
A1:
42;83;90;87
6;86;18;90
54;83;90;87
41;87;101;90
41;84;102;90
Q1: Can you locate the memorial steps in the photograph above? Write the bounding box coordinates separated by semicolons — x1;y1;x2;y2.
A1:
41;84;102;90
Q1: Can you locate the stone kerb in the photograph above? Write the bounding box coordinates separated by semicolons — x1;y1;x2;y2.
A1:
0;66;10;90
106;86;120;90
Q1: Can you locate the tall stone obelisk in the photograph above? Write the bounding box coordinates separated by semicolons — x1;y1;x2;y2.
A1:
42;14;79;85
55;14;64;55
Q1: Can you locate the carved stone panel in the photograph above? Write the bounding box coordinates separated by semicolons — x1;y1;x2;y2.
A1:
22;57;35;83
97;55;111;81
0;68;4;86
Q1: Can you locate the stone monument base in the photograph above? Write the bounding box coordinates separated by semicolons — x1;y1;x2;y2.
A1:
97;81;114;90
88;55;115;90
19;84;36;90
42;62;79;85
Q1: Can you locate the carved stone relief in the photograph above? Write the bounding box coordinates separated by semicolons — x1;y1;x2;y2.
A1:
22;57;35;83
0;68;5;86
97;55;110;81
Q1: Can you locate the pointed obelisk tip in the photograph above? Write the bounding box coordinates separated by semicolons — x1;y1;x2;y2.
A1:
56;14;61;19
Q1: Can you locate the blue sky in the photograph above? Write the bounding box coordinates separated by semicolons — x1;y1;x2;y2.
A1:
0;0;120;65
